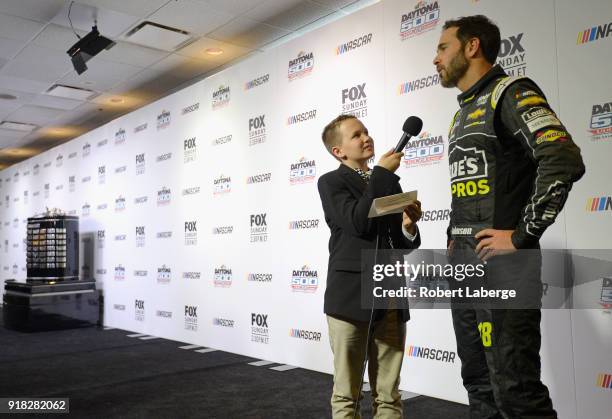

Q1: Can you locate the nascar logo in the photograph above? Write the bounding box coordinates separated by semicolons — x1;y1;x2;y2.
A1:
586;196;612;212
336;33;372;55
244;74;269;90
289;328;322;341
596;373;612;389
407;345;456;363
398;74;439;95
577;22;612;45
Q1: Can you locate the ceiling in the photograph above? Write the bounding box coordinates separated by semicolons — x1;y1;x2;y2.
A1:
0;0;372;169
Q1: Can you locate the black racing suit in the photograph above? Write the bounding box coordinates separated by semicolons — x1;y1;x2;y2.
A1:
446;65;585;419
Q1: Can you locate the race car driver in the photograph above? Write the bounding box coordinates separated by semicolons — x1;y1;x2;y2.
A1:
433;14;585;419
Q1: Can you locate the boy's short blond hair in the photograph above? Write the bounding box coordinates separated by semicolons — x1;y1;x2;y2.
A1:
321;114;357;160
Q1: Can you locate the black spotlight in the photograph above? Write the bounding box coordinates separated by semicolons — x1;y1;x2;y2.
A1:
66;25;115;75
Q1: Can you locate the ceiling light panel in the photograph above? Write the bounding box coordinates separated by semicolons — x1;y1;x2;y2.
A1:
125;22;192;51
0;121;37;132
46;84;97;101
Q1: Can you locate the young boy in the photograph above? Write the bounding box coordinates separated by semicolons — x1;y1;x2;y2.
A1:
318;114;421;418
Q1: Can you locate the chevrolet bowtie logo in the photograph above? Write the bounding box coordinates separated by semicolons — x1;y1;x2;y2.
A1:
467;108;486;120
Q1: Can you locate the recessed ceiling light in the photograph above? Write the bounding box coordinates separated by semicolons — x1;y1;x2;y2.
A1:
46;84;97;100
110;97;124;103
0;94;17;100
125;21;192;51
1;147;36;157
0;121;38;132
42;126;82;137
205;48;224;56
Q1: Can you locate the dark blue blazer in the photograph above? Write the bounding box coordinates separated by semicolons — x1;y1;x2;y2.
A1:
317;164;420;322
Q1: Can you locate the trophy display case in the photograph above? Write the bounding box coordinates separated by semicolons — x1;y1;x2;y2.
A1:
3;210;100;331
26;214;79;281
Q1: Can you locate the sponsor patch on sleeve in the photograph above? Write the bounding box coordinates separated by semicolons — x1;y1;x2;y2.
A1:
515;90;540;99
517;95;548;108
535;129;568;144
521;107;562;133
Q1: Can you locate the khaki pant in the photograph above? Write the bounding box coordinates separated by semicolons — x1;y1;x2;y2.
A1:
327;311;406;419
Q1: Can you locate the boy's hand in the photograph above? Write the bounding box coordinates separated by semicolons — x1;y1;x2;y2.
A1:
402;200;421;234
377;148;404;173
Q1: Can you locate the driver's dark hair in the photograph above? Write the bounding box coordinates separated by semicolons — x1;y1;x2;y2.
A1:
443;15;501;64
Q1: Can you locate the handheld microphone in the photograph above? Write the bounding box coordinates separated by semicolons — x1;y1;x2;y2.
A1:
393;116;423;153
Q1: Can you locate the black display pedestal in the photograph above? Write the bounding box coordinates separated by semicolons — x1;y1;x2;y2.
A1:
2;279;100;332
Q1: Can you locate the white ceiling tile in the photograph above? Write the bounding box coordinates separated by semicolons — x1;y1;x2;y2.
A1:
78;107;125;127
0;127;32;139
30;94;84;111
0;0;66;23
107;68;177;93
51;2;140;39
0;99;21;114
7;105;66;126
0;75;53;94
247;0;334;31
8;136;38;152
58;58;144;91
0;44;73;83
0;37;29;60
0;135;19;149
31;24;88;52
150;54;219;80
0;107;17;120
207;18;291;49
147;0;235;36
75;0;170;17
245;0;304;23
193;0;268;15
51;102;101;125
96;41;170;67
0;13;46;42
310;0;358;10
0;88;36;108
0;103;22;118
